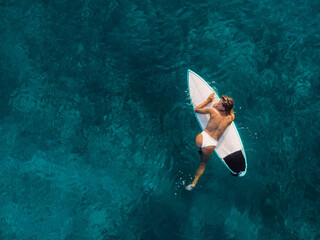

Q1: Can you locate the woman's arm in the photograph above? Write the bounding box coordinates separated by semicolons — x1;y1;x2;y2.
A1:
194;93;215;113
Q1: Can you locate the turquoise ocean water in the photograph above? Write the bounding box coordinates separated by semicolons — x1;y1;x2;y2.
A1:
1;0;320;239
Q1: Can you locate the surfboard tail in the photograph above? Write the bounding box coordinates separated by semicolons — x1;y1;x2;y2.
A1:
224;150;246;176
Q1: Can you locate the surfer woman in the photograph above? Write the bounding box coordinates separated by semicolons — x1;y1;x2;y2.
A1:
185;93;235;191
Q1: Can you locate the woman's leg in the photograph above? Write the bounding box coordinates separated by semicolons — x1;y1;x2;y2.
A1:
186;146;215;191
191;146;215;186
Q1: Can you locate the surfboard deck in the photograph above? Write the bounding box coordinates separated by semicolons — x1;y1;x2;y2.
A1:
187;70;247;176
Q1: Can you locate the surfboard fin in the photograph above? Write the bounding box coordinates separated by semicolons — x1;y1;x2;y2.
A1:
230;172;240;177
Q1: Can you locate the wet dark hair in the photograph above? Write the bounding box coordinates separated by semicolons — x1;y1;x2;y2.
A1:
221;95;234;115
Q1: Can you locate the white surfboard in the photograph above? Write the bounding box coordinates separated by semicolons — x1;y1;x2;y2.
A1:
187;70;247;176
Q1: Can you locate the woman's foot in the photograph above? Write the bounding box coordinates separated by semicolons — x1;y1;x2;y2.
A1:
185;184;195;191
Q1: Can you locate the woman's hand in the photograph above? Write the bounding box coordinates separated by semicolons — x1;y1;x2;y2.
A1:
207;93;215;102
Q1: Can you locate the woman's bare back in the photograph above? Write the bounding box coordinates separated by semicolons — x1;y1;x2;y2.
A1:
205;105;234;141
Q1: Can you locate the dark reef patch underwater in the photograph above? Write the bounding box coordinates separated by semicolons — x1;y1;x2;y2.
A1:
0;0;320;239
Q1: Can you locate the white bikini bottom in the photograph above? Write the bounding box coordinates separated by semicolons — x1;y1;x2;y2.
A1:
201;131;218;148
